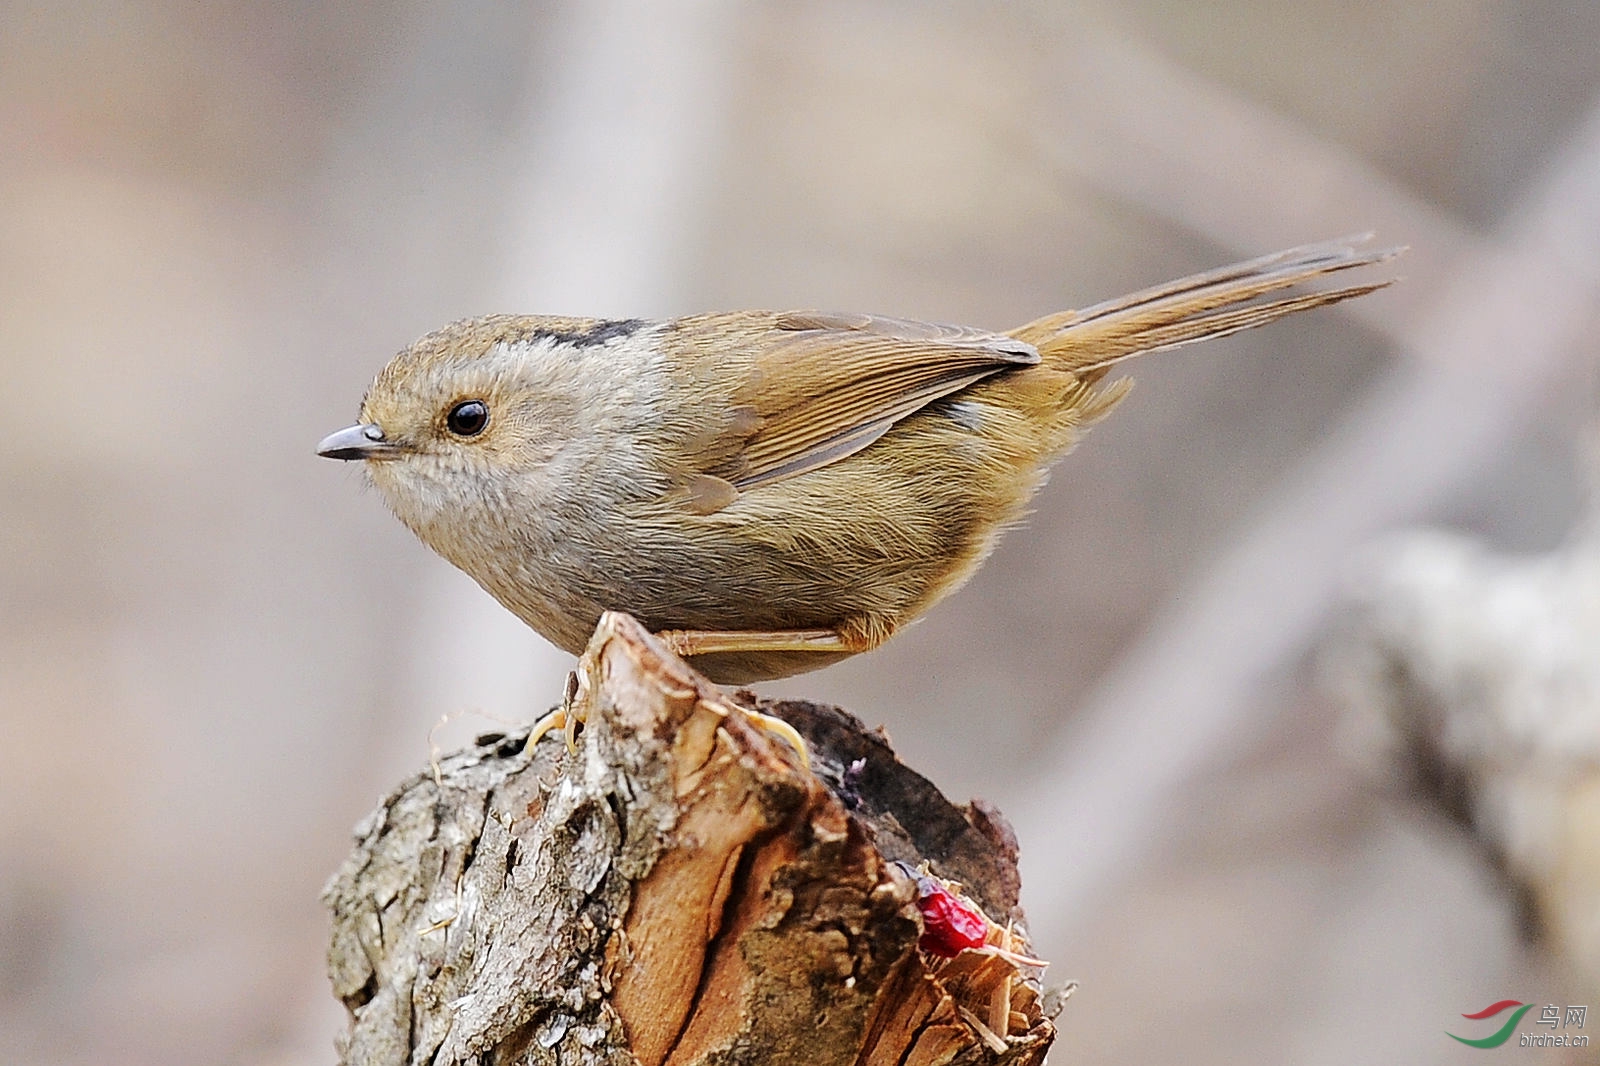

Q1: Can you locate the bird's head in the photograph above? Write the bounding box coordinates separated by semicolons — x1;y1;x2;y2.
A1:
317;316;593;555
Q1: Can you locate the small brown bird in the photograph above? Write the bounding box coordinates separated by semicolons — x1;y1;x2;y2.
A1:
320;237;1396;686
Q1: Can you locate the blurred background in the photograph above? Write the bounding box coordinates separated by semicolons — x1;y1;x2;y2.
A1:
3;0;1598;1062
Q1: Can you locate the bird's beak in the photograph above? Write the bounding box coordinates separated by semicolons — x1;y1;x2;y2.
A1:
317;423;403;461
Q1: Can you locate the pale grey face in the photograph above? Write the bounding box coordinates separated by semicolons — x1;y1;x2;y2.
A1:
318;337;573;558
316;316;675;625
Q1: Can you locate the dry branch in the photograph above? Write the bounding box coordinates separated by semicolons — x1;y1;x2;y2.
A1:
324;613;1055;1065
1324;514;1600;993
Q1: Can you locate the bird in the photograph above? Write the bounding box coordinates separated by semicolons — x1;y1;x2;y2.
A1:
319;237;1397;694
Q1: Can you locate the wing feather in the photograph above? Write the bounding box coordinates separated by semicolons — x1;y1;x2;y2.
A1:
694;311;1038;491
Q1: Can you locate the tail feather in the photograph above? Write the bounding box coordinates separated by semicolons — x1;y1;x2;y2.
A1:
1011;236;1402;375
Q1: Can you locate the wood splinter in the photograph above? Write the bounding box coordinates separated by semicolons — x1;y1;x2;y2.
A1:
324;612;1059;1066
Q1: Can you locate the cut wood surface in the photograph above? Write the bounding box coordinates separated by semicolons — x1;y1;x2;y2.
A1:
324;612;1055;1065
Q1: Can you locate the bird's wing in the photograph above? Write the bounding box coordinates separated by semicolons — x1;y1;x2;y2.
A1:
683;311;1039;495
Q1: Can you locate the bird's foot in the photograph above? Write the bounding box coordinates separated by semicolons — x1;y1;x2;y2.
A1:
527;667;587;753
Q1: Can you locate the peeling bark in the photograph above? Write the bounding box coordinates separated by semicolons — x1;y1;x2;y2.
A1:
324;613;1055;1065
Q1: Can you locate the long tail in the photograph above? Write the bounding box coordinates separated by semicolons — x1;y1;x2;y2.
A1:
1010;235;1402;376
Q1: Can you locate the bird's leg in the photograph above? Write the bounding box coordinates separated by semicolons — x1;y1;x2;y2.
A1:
655;627;872;656
651;625;893;771
561;668;584;751
533;622;877;762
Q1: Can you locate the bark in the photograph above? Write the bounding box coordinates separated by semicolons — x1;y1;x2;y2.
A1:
324;612;1056;1066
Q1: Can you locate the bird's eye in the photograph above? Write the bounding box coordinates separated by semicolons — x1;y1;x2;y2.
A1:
446;399;489;437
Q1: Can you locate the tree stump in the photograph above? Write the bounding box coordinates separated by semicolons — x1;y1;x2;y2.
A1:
324;613;1057;1065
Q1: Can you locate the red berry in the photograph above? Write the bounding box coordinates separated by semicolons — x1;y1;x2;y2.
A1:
913;876;989;957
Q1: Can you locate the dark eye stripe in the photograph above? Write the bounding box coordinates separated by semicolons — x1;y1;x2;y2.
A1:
446;399;489;437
